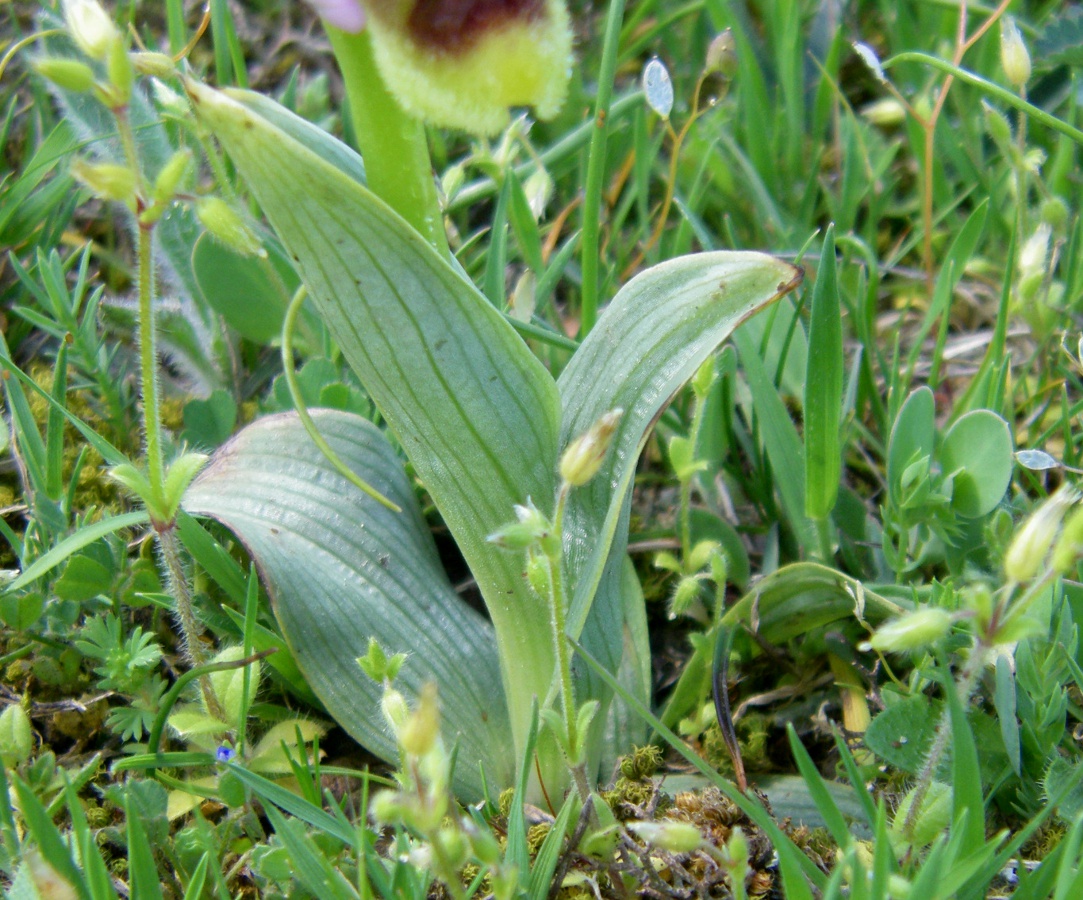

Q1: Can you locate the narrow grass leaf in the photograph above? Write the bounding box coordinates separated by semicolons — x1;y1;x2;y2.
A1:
732;325;815;551
527;791;578;899
2;511;149;596
805;225;843;522
947;668;985;854
786;723;851;848
265;805;359;899
12;776;88;900
1054;815;1083;900
224;760;357;846
506;698;540;881
485;175;511;307
182;854;210;900
994;654;1021;776
126;794;164;900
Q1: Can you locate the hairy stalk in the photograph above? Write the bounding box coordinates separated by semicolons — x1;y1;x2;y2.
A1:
129;137;223;720
903;643;986;836
157;523;226;722
136;224;165;502
548;483;591;802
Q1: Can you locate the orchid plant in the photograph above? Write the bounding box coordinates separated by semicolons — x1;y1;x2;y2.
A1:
176;0;806;802
23;0;804;803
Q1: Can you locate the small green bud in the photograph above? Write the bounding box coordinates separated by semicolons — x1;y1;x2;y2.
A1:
560;409;623;487
668;434;706;482
726;826;749;866
488;499;550;550
33;57;95;92
861;97;905;127
891;781;952;849
1019;223;1051;278
868;607;951;654
670;576;702;618
705;29;737;78
132;51;177;79
523;168;553;219
434;827;468;869
708;549;728;587
195;197;265;257
1052;506;1083;575
1000;16;1031;89
369;788;404;824
106;38;133;105
525;548;551;598
71;158;137;207
687;539;721;573
692;357;717;399
64;0;120;60
150;151;190;205
1040;197;1069;233
380;687;410;738
962;582;995;632
0;703;33;767
982;100;1012;146
1004;489;1075;582
629;821;704;854
399;683;440;758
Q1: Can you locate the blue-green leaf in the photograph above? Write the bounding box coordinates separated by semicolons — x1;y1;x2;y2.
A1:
184;411;513;798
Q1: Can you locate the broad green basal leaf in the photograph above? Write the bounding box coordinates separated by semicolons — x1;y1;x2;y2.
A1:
183;410;513;798
188;81;561;766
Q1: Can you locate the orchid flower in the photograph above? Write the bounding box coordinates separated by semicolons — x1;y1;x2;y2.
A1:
307;0;572;135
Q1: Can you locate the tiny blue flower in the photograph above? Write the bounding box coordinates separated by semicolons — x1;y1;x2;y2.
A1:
215;744;236;763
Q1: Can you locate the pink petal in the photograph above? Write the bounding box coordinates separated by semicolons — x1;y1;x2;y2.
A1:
307;0;366;32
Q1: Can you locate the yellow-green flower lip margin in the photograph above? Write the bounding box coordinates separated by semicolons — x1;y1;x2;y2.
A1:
307;0;573;134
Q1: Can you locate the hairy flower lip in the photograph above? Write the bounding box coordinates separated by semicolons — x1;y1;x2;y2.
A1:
308;0;572;134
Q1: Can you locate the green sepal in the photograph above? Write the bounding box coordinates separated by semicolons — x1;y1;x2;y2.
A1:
161;452;209;521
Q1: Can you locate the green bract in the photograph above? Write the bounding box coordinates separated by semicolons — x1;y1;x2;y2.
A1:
182;80;801;800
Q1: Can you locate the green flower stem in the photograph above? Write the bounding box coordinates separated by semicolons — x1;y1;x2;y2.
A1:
885;52;1083;147
579;0;627;335
326;27;450;260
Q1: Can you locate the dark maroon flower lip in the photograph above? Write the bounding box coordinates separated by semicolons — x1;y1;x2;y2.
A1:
365;0;547;54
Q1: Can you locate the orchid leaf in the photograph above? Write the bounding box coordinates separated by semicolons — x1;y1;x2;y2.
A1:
558;253;803;640
189;82;561;767
183;410;513;799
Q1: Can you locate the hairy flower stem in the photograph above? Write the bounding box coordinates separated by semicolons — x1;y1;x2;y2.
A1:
548;484;591;802
135;205;223;721
903;643;987;837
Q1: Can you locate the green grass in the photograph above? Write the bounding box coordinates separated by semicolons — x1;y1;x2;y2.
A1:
2;0;1083;896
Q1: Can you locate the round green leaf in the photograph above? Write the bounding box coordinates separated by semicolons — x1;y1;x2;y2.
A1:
939;410;1013;517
